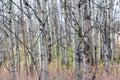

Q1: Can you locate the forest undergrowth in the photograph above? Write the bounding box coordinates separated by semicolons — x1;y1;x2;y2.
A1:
0;62;120;80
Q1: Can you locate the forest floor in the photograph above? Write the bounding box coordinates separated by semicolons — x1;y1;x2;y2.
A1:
0;63;120;80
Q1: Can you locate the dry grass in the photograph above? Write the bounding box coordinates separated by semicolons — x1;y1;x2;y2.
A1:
0;63;120;80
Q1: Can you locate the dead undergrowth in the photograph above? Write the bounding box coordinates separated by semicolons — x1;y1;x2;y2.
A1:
0;63;120;80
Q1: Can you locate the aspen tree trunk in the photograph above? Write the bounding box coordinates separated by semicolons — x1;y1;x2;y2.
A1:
26;16;34;75
98;0;104;61
35;1;50;79
64;0;69;68
41;0;48;80
35;0;43;70
106;0;112;61
47;0;52;63
55;16;59;71
0;4;4;65
102;0;109;73
8;0;16;80
91;0;97;66
24;1;34;75
91;0;99;79
71;0;76;73
42;20;49;80
71;0;82;80
60;0;68;67
0;30;3;66
60;27;65;65
51;5;56;65
95;0;101;62
20;0;28;76
108;0;114;61
55;0;61;71
83;0;94;80
15;23;20;73
33;1;43;80
60;0;65;65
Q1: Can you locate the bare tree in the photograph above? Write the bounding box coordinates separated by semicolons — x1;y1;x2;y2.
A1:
8;0;16;80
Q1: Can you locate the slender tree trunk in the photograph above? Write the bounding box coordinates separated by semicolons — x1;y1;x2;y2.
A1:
24;1;34;75
55;0;61;71
83;0;94;80
102;0;109;73
15;24;20;73
0;30;3;68
20;0;28;76
64;0;69;68
47;0;52;63
8;0;16;80
71;0;82;80
41;0;48;80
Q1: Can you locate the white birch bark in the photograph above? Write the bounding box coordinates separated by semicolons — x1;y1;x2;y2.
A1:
83;0;94;80
15;22;20;73
19;0;28;76
41;0;48;80
60;0;65;65
55;0;61;70
24;0;34;75
0;30;3;67
102;0;109;73
8;0;16;80
64;0;69;68
35;0;43;70
47;0;53;63
109;0;114;61
71;0;82;80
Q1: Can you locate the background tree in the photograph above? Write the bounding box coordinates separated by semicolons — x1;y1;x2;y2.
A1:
0;0;120;80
